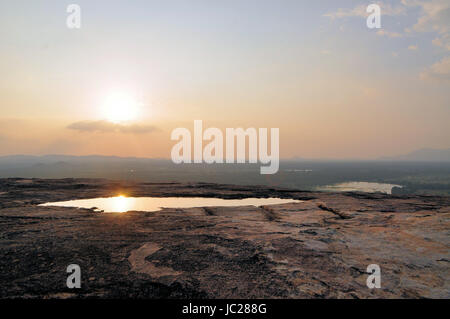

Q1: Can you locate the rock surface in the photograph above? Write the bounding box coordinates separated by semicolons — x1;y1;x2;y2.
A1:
0;178;448;298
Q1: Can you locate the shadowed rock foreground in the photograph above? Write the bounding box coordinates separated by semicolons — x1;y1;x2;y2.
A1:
0;178;448;299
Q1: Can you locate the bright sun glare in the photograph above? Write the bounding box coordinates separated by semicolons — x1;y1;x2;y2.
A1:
111;195;133;213
102;92;140;123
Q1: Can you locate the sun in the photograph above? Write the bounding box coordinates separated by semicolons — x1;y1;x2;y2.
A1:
102;92;140;123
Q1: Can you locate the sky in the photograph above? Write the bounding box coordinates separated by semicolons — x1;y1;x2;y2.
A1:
0;0;449;159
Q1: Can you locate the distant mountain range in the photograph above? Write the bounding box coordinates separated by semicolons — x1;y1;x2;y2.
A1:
1;149;449;166
0;153;449;195
0;154;168;165
379;148;450;162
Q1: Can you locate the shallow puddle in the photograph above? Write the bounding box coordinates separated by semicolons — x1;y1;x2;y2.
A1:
316;182;402;194
39;196;301;213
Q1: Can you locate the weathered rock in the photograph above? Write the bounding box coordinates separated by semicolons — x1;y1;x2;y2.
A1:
0;178;448;298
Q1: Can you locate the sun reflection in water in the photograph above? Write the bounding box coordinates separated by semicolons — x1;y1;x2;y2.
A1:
110;195;135;213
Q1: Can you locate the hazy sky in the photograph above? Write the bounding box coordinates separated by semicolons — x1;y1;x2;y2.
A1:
0;0;449;159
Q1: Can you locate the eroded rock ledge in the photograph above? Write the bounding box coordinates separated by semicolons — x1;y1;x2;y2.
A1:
0;178;448;298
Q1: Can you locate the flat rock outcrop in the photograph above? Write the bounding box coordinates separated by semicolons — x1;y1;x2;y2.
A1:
0;178;448;298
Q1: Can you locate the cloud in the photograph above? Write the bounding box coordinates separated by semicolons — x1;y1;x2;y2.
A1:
420;56;450;82
402;0;450;50
323;2;406;19
324;1;450;51
432;35;450;50
402;0;449;33
376;30;403;38
323;5;368;19
408;44;419;50
67;120;159;134
323;2;406;40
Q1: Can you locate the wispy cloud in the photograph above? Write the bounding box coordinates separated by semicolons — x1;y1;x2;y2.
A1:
67;121;159;134
325;0;450;51
323;2;406;19
323;2;407;40
402;0;450;51
432;35;450;50
420;56;450;82
377;30;403;38
323;0;449;82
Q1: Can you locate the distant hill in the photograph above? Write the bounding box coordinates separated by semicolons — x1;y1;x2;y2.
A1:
0;154;449;195
380;148;450;162
0;154;168;165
